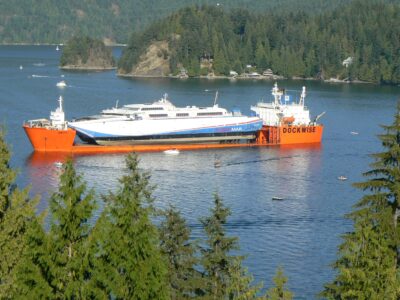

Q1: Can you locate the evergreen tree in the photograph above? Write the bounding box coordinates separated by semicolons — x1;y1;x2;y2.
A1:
92;154;169;299
200;194;238;298
255;41;268;72
0;129;39;298
322;103;400;299
13;216;53;298
200;194;266;299
227;257;266;300
266;266;293;300
47;159;96;299
159;206;199;299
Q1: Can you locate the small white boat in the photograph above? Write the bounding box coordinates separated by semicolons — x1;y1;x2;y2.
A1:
19;65;23;70
272;196;284;201
164;149;180;155
56;80;67;88
54;161;63;168
56;45;60;51
350;131;359;135
338;176;347;181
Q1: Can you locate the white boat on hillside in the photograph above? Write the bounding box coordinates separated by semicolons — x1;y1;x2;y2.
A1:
68;94;263;145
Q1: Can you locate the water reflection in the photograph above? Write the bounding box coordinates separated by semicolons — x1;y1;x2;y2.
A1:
25;141;326;298
25;152;68;211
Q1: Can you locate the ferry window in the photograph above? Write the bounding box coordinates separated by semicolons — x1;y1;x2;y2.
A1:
197;112;223;116
149;114;168;118
176;113;189;117
141;107;164;111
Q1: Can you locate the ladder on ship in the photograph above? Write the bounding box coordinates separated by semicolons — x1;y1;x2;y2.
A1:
267;126;280;144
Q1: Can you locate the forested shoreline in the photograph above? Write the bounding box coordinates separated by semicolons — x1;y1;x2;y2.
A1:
0;0;355;44
119;1;400;84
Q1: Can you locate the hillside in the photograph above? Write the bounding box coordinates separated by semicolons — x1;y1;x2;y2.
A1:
0;0;351;44
118;1;400;84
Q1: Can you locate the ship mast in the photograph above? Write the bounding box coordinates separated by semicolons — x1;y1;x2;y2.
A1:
299;86;306;106
272;82;283;106
213;90;219;106
58;96;63;112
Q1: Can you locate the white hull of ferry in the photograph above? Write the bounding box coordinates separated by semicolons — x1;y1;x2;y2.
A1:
68;116;263;145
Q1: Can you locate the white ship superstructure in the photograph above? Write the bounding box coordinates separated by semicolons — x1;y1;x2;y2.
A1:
251;83;311;126
68;94;263;145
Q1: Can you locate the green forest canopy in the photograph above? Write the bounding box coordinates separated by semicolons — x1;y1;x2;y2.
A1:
60;35;115;68
0;0;371;44
119;0;400;84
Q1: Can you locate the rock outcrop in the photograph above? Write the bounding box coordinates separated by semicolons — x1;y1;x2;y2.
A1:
118;41;170;77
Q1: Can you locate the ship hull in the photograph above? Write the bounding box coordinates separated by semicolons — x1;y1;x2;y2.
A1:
23;125;76;152
279;125;323;144
256;125;323;145
92;132;257;145
69;117;263;145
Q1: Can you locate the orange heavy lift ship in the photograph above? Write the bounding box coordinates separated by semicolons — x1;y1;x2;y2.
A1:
23;84;324;154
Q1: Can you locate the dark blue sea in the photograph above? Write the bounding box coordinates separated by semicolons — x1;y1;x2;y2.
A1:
1;45;399;299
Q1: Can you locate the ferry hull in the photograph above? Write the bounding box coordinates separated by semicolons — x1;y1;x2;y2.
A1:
23;125;76;152
69;116;263;145
92;133;257;145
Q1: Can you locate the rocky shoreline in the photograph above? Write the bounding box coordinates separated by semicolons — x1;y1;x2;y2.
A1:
117;72;373;84
60;65;117;71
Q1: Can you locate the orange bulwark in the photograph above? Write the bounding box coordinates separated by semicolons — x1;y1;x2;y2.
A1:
279;125;323;144
255;125;323;145
24;124;323;154
23;125;75;152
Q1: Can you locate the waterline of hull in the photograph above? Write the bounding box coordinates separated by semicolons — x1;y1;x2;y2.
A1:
94;134;256;145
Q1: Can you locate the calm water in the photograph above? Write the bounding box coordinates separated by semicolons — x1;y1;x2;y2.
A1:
1;45;399;299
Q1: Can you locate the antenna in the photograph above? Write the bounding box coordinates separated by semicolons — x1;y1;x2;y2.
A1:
115;99;119;109
299;86;306;106
58;96;63;112
213;90;219;106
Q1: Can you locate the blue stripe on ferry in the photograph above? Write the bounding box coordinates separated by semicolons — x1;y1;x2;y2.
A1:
162;120;263;135
68;126;120;138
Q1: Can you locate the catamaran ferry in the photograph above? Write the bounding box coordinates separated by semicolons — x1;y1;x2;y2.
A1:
68;94;263;145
